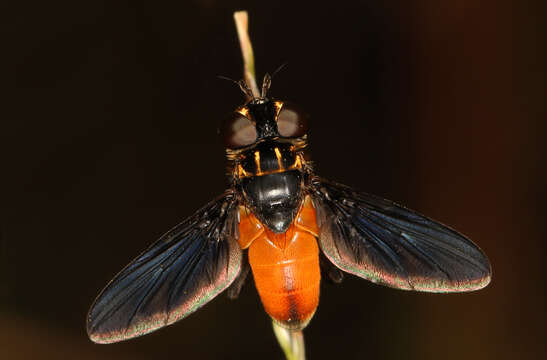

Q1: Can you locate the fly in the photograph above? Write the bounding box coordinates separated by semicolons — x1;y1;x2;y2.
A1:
87;49;491;347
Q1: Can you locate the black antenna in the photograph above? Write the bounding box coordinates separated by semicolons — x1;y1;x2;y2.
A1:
261;73;272;98
271;62;288;79
218;75;255;100
259;63;288;98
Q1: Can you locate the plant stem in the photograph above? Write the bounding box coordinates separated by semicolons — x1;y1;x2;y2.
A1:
272;321;306;360
233;11;260;98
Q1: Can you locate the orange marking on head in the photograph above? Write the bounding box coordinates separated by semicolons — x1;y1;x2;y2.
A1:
274;101;283;117
237;107;250;117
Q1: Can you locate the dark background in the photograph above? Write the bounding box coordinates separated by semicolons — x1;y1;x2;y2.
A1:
2;1;546;359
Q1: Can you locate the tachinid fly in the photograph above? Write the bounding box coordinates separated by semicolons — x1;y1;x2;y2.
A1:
87;74;492;344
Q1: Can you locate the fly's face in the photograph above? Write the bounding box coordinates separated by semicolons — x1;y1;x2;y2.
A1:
220;98;310;232
220;98;309;151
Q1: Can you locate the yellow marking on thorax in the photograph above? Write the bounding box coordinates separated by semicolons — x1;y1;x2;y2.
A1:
274;147;284;170
237;164;249;178
293;154;303;169
235;152;305;179
254;151;263;175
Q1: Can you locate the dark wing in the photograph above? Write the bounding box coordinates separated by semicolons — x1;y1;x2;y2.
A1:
310;178;491;292
87;192;242;343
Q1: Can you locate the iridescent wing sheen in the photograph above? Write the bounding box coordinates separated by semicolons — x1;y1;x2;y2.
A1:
310;178;491;292
87;192;242;344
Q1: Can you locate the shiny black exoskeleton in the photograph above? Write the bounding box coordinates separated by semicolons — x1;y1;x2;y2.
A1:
223;96;309;233
240;141;304;233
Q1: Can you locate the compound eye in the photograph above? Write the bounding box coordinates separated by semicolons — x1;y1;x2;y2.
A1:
221;112;257;149
276;102;308;138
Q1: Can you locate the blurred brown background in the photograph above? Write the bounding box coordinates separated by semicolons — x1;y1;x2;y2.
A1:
1;1;545;359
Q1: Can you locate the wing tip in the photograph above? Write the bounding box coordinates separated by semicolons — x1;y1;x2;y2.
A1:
86;317;127;344
410;271;492;293
85;245;244;345
87;328;120;344
86;322;161;344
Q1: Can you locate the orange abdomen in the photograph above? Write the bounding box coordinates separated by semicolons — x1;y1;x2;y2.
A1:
238;196;320;329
